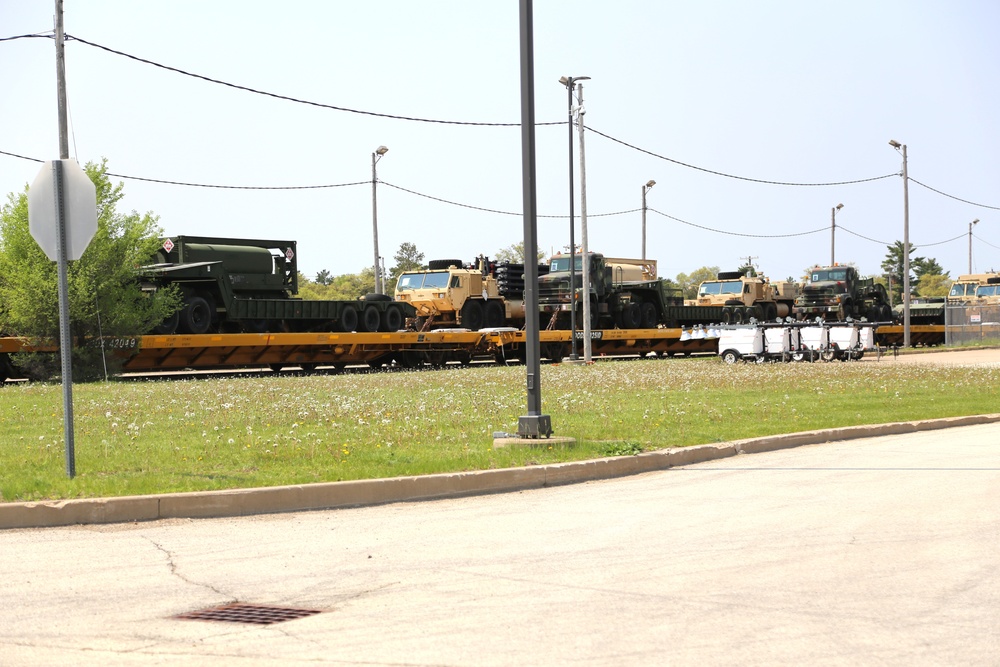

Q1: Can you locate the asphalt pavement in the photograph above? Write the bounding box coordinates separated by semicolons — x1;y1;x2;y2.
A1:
2;421;999;666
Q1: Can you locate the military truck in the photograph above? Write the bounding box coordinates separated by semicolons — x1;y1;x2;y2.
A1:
794;264;892;322
696;271;800;324
394;257;549;330
948;273;1000;303
138;236;414;335
537;252;725;330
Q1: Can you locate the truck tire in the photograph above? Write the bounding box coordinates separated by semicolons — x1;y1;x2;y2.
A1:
732;308;745;325
362;293;393;302
461;300;484;330
484;301;505;328
380;305;403;332
750;305;764;322
838;299;852;322
359;305;381;332
721;308;734;324
764;302;778;322
339;306;359;332
428;259;463;270
721;349;740;364
640;302;658;329
152;311;180;335
621;302;642;330
178;295;213;335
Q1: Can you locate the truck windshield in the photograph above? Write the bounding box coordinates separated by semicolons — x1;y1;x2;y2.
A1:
550;256;583;272
950;283;972;297
975;285;997;297
698;280;742;296
811;270;847;282
396;271;450;291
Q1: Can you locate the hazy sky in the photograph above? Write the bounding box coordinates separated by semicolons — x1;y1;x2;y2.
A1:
2;1;998;283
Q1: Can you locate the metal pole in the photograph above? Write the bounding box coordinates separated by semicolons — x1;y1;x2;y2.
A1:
577;81;592;363
565;78;577;360
54;0;75;478
831;206;836;266
55;0;68;160
901;144;910;348
371;151;382;294
969;219;979;274
516;0;551;438
641;185;647;261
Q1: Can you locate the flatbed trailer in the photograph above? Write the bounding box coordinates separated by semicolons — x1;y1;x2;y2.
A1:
0;328;718;378
874;324;945;347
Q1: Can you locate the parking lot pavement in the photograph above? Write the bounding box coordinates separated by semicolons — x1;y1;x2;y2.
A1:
2;421;999;666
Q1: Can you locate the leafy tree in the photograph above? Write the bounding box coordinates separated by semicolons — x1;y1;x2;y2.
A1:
737;263;757;277
314;269;333;286
386;242;425;296
881;241;945;303
0;159;179;380
496;241;546;264
675;266;719;300
914;274;952;298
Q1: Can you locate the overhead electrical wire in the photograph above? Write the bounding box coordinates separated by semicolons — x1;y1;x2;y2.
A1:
909;178;1000;211
648;207;827;239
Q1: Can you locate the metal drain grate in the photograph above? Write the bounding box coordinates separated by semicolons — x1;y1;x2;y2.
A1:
175;603;322;625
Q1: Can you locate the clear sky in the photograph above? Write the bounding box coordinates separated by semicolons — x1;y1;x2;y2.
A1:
2;1;998;283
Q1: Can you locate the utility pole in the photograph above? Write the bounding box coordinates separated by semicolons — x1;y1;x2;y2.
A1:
741;256;758;275
641;180;655;260
577;81;592;363
831;203;843;266
969;218;979;274
371;145;388;294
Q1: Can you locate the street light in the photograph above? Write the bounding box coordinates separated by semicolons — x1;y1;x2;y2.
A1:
969;218;980;274
889;139;910;347
831;203;843;266
641;180;656;260
371;145;388;294
559;75;589;360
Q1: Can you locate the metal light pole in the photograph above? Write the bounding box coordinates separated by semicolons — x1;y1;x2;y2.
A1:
641;180;655;260
969;218;979;273
831;203;843;266
889;139;910;347
371;145;388;294
576;80;593;363
559;75;589;360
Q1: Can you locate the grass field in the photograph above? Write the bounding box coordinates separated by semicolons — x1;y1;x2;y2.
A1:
1;356;997;502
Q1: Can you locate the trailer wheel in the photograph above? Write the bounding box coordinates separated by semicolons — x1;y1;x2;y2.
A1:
721;349;740;364
359;305;381;332
764;303;778;322
380;305;403;332
178;295;213;335
484;300;505;328
640;302;658;329
621;302;642;329
461;300;484;330
152;311;180;335
820;344;839;362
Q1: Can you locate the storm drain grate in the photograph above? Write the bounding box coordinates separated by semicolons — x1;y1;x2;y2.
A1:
175;603;322;625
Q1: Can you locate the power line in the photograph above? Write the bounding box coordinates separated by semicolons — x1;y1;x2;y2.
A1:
840;225;968;250
381;181;639;218
65;34;562;128
973;233;1000;251
909;178;1000;211
648;207;827;239
0;32;51;42
586;125;899;187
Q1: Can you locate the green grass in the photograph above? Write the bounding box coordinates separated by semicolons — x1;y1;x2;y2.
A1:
1;356;998;502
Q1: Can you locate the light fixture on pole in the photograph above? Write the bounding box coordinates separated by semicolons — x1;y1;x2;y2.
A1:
831;203;843;266
576;79;593;363
889;139;910;348
641;180;656;261
371;145;388;294
559;75;589;360
969;218;980;274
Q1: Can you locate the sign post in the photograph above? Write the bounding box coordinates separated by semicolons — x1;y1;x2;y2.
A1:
27;158;97;478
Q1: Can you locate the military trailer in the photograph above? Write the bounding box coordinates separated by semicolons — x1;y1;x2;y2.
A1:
138;236;414;335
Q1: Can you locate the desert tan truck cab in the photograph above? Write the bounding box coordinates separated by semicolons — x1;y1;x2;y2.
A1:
394;257;546;331
696;271;800;324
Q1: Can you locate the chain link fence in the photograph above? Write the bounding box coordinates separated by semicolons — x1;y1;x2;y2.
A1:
945;303;1000;345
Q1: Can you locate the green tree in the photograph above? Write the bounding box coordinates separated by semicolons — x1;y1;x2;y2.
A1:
496;241;546;264
314;269;333;286
914;274;952;298
675;266;720;300
386;242;425;296
881;241;945;303
0;159;179;380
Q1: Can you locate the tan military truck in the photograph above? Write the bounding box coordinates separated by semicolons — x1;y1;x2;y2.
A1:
394;257;547;331
949;273;1000;304
696;270;800;324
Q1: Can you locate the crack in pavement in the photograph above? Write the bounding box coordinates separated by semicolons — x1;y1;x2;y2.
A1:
143;535;235;601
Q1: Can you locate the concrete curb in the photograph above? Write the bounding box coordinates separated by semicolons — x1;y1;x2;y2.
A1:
3;413;999;530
